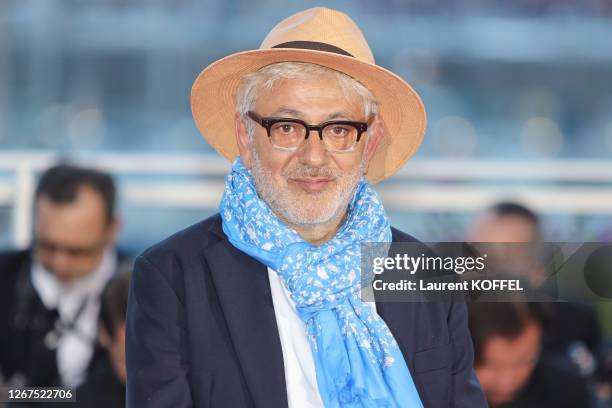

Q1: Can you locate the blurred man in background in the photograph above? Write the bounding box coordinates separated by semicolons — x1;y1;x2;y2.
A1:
469;202;540;243
0;163;123;389
468;201;546;287
469;302;593;408
468;202;606;403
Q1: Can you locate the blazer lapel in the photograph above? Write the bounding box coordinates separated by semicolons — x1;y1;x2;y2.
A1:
375;231;420;371
376;299;419;370
203;220;288;408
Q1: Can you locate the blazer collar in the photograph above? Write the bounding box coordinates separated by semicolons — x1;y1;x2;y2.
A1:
204;216;288;407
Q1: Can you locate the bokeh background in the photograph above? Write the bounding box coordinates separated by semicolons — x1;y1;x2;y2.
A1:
1;0;611;307
1;1;612;406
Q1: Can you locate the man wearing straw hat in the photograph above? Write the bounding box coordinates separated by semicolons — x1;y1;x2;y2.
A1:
126;7;486;408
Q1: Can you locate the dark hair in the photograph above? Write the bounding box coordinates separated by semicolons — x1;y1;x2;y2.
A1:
488;202;539;228
468;302;547;366
35;163;116;224
99;265;132;337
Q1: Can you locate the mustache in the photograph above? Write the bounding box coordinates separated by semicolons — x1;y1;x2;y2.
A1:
283;165;339;179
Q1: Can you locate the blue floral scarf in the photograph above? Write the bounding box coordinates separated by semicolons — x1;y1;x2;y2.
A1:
220;158;423;408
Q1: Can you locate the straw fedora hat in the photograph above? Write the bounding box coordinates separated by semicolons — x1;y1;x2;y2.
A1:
191;7;426;184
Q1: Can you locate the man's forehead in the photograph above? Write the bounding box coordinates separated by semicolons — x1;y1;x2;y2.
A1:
35;187;108;235
254;81;364;120
268;106;358;121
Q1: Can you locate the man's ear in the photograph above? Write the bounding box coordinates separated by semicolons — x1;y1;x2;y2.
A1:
362;119;385;175
235;112;252;168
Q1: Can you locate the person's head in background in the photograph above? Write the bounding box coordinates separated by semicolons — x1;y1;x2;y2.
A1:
98;269;131;384
33;163;120;283
469;302;544;407
468;202;546;286
469;201;540;243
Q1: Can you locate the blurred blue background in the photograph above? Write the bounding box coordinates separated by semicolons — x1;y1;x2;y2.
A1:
1;0;611;257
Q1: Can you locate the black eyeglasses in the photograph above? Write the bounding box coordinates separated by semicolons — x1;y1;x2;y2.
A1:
247;111;370;153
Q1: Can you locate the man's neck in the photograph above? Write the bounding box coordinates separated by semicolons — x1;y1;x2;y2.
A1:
290;211;347;246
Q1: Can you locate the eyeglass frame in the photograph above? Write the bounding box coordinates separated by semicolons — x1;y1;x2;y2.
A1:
246;111;371;153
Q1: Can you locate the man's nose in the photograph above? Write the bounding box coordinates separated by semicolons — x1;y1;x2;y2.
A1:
298;130;329;167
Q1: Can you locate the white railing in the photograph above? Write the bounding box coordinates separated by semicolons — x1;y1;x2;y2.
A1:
2;150;612;248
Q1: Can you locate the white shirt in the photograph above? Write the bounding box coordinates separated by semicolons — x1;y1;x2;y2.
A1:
267;267;377;408
31;249;116;387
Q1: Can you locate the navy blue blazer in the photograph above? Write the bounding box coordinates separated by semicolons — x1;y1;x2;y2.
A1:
126;214;486;407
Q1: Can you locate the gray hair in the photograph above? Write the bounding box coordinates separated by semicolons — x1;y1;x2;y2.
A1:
235;62;379;139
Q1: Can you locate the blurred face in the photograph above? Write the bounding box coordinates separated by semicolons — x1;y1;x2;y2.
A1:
469;214;544;284
34;185;118;282
469;214;538;243
236;76;383;228
476;320;542;406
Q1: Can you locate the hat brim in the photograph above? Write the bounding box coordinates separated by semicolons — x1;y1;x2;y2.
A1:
190;48;426;184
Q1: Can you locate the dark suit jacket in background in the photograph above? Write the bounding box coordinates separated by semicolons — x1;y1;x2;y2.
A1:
126;214;487;407
0;250;59;386
0;248;128;389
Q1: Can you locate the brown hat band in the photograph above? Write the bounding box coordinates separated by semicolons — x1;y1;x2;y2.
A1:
272;41;354;57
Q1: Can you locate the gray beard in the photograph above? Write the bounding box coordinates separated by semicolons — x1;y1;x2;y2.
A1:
248;146;365;228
